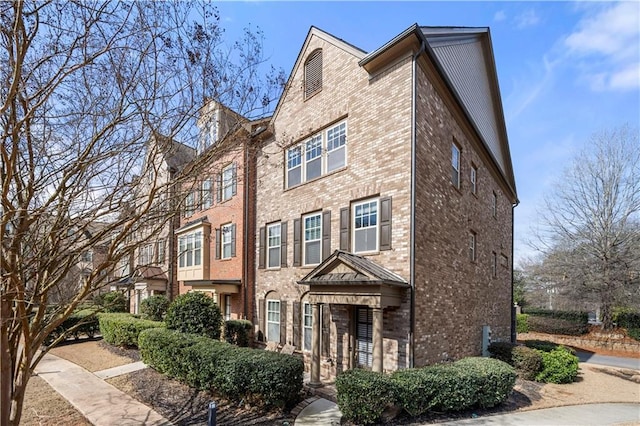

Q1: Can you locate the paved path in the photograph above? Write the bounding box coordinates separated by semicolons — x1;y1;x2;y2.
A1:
34;353;170;425
577;351;640;370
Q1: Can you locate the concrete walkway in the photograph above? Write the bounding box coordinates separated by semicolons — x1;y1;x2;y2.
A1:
34;353;170;425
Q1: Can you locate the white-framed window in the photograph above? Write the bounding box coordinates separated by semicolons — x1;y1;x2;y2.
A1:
285;121;347;188
303;213;322;265
304;49;322;99
221;164;235;201
266;299;281;342
469;231;476;262
201;178;213;209
303;302;312;351
491;251;497;278
221;223;233;259
353;199;379;253
178;231;202;268
452;143;461;188
470;165;477;195
492;191;498;218
184;192;196;217
155;239;165;264
138;244;153;266
267;222;281;269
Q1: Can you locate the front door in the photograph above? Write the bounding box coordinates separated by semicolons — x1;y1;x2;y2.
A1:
355;307;373;368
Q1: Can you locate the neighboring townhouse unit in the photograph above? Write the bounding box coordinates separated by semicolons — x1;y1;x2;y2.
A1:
254;25;518;385
113;135;195;313
175;100;269;321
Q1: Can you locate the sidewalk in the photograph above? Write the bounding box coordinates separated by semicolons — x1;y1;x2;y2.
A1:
34;353;170;426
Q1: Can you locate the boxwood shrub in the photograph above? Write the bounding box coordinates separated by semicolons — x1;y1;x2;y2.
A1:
488;341;516;364
535;346;579;384
523;308;589;323
140;295;170;321
526;315;589;336
224;319;252;347
98;313;165;348
138;328;303;408
511;346;542;380
336;358;516;424
516;313;529;333
165;292;222;339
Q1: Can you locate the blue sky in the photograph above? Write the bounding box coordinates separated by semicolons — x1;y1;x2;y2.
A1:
216;1;640;266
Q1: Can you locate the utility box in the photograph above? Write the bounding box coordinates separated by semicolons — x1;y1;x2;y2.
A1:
482;325;492;357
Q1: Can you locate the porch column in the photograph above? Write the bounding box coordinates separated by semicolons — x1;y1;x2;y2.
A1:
309;302;322;387
372;307;384;373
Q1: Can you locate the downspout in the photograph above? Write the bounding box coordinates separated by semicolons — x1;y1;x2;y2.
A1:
510;200;519;343
410;37;426;369
242;140;249;319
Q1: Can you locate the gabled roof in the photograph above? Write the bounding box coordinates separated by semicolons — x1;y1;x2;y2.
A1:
298;250;409;287
271;26;367;123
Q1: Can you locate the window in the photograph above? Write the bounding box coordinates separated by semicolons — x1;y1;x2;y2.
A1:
155;239;165;264
492;191;498;218
80;250;93;262
491;251;497;278
184;192;196;217
178;231;202;268
267;223;281;269
286;121;347;188
266;300;281;342
220;164;236;202
199;108;219;154
303;302;312;351
201;178;213;209
303;213;322;265
501;254;509;268
138;244;152;266
304;49;322;99
452;143;461;188
469;231;476;262
119;255;130;276
470;165;477;195
356;307;373;367
221;224;233;259
224;295;232;321
353;199;378;253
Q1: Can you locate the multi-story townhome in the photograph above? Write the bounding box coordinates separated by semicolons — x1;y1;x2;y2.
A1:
113;135;195;313
175;100;269;321
254;25;518;385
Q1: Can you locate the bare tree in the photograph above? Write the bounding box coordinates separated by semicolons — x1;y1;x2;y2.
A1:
534;125;640;328
0;1;283;423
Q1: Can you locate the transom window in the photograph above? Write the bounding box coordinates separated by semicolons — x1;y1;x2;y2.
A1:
178;231;202;268
286;121;347;188
303;213;322;265
452;143;461;188
304;49;322;99
267;222;281;269
303;302;312;351
353;199;378;253
221;224;233;259
266;299;281;342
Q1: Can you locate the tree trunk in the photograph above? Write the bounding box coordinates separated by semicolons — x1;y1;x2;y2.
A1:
1;297;12;426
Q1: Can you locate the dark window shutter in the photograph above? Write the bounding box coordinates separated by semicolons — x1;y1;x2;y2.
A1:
321;304;330;357
279;301;287;345
380;196;392;251
340;207;350;251
231;163;237;196
292;302;301;349
280;221;288;268
293;218;301;267
258;298;265;342
216;173;222;203
322;210;331;260
258;226;266;269
230;224;236;257
215;228;221;260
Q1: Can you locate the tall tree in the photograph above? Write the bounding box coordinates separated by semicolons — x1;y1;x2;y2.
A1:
0;1;283;424
535;125;640;328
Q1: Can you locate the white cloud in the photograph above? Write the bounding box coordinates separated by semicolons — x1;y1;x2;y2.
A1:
515;9;540;29
563;2;640;91
494;10;507;22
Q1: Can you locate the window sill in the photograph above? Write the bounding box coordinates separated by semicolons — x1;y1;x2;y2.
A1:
284;165;348;192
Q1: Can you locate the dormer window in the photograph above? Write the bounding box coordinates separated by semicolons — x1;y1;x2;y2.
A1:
304;49;322;99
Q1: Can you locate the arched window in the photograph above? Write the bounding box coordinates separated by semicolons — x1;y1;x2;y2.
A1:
304;49;322;99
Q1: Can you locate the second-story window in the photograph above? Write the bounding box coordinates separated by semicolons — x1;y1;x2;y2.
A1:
184;192;196;217
201;178;213;209
178;231;202;267
353;199;378;253
303;213;322;265
155;239;165;264
267;222;281;269
452;143;461;189
138;244;153;266
286;121;347;189
217;163;237;202
470;165;477;195
221;223;233;259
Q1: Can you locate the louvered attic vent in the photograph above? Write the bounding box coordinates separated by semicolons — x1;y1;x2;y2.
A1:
304;49;322;99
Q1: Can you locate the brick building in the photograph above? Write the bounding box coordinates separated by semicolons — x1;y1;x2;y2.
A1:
253;25;517;385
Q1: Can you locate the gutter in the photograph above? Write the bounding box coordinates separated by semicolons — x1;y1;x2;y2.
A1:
410;38;427;369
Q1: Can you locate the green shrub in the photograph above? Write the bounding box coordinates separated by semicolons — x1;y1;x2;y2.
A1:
165;292;222;339
45;309;100;345
94;291;128;313
516;313;529;333
535;347;579;384
140;295;170;321
522;339;567;353
523;308;589;323
98;313;165;347
224;319;252;347
138;328;303;408
512;346;542;380
613;310;640;341
336;369;394;425
626;328;640;341
527;316;589;336
450;358;516;409
488;341;516;364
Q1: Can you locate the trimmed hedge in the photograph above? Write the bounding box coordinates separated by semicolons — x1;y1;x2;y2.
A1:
140;295;170;321
336;358;516;424
613;310;640;341
93;291;128;313
522;308;589;323
138;328;303;408
98;313;165;348
516;314;529;333
45;309;100;345
224;319;252;347
535;347;579;384
526;315;589;336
